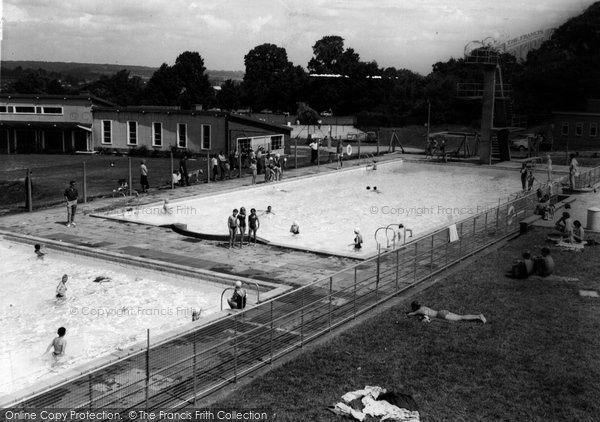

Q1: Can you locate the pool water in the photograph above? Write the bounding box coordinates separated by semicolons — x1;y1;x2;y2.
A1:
109;161;526;257
0;241;224;398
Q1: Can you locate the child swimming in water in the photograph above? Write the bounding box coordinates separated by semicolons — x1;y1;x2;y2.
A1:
35;244;45;259
56;274;68;299
353;228;363;249
290;221;300;235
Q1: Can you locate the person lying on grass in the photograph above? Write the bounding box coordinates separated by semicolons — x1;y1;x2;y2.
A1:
406;301;486;323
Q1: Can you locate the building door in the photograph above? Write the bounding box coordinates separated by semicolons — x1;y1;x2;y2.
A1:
74;130;88;151
16;129;36;153
45;131;64;153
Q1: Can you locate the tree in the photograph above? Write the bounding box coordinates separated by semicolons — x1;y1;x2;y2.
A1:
142;51;214;108
217;79;242;110
241;43;304;112
83;69;144;105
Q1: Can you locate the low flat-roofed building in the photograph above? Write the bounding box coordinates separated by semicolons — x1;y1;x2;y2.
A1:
0;94;116;153
91;106;292;156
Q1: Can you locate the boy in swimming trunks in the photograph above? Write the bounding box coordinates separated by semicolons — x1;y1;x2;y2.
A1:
227;281;247;310
56;274;68;298
228;209;239;249
45;327;67;358
407;301;486;323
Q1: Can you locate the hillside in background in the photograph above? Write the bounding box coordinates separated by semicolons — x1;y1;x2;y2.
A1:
0;60;244;84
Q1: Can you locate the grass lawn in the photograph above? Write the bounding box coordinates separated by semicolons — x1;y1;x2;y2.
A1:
210;227;600;421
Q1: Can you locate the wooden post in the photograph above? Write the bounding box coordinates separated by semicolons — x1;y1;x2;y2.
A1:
128;158;132;196
145;329;150;410
206;152;210;183
83;161;87;203
26;168;33;212
170;151;174;189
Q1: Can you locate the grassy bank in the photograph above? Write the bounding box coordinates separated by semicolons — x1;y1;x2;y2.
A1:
211;228;600;421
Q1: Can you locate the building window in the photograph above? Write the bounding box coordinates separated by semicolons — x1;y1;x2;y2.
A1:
102;120;112;144
271;135;283;150
237;137;251;152
152;122;163;147
201;124;211;150
561;122;569;136
0;106;7;113
14;105;36;114
128;121;138;145
42;106;63;114
590;123;598;138
177;123;187;148
575;122;583;137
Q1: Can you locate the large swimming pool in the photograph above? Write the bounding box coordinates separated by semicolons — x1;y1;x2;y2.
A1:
103;161;527;257
0;240;226;399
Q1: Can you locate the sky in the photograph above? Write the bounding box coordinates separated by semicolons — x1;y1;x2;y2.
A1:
0;0;597;75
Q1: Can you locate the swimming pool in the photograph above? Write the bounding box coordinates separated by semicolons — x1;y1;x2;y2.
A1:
0;240;227;398
102;161;530;257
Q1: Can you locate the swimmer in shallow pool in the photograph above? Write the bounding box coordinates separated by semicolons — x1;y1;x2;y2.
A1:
45;327;67;358
34;244;45;259
406;301;486;323
290;221;300;235
56;274;68;299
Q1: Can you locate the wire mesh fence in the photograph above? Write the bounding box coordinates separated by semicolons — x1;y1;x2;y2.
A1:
8;190;545;412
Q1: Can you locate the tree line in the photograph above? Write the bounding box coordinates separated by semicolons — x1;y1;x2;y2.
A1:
5;2;600;127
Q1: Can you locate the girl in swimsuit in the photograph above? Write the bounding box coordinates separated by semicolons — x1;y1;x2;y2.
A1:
407;301;486;323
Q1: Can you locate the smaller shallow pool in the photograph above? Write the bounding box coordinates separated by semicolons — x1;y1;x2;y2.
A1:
0;240;226;398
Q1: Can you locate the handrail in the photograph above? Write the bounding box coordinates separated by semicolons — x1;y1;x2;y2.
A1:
374;226;395;249
220;287;235;310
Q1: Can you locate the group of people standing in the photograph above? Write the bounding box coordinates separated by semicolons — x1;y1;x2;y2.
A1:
227;207;265;248
425;137;447;162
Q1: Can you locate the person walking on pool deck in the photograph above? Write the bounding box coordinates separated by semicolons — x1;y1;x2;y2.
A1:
248;208;260;244
407;301;486;323
228;209;239;249
227;281;247;310
140;160;149;193
179;155;190;186
56;274;68;299
45;327;67;358
64;180;78;227
569;153;580;189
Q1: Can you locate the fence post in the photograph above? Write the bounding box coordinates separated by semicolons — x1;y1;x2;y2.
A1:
328;276;333;331
413;242;418;282
294;138;298;169
430;235;435;276
193;328;197;406
26;168;33;212
206;152;210;184
300;288;304;348
145;329;150;410
88;373;93;410
395;249;399;290
353;267;357;319
270;301;274;363
128;158;133;197
376;247;380;305
83;161;87;204
170;151;174;189
317;144;320;171
233;316;238;382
